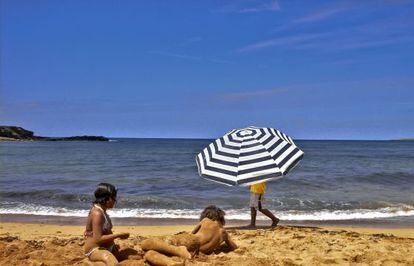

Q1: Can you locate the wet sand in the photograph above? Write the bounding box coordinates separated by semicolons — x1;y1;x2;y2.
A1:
2;213;414;228
1;221;413;265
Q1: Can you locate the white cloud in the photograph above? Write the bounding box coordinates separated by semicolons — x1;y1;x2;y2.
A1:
236;12;414;54
218;0;280;13
222;88;287;101
148;51;235;65
235;33;328;53
295;35;414;51
148;51;201;61
180;37;203;46
272;4;352;33
294;6;348;23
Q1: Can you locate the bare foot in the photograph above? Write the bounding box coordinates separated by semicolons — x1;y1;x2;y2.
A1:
168;257;184;266
168;262;184;266
271;218;280;227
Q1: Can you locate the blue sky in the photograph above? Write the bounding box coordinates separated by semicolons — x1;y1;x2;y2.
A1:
1;0;413;139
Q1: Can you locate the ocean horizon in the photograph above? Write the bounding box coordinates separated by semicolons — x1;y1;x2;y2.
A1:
1;138;413;223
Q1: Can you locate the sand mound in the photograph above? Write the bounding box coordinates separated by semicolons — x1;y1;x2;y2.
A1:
1;226;413;265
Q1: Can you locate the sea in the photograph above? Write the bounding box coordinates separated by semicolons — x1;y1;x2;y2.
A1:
1;139;413;224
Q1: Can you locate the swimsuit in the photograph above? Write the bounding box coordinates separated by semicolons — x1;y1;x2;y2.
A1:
84;205;115;257
85;204;113;235
84;245;116;257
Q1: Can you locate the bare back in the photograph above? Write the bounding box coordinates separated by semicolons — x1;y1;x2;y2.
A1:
141;216;237;265
192;218;236;254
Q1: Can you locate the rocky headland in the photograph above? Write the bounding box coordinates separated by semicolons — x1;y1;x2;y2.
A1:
0;126;109;141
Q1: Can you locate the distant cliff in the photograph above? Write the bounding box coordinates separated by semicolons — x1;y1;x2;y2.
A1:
0;126;36;140
0;126;109;141
43;136;109;141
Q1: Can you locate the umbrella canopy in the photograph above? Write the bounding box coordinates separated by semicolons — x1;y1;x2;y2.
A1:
196;126;304;186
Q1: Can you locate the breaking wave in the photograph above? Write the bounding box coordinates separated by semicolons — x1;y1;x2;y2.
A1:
1;202;413;221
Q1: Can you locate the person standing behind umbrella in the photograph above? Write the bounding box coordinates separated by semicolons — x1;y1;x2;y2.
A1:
248;182;279;228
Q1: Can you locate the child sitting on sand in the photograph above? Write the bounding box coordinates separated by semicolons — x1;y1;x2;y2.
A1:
83;183;130;265
141;205;238;266
248;182;279;228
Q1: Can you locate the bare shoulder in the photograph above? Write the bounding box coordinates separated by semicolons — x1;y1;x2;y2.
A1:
200;218;223;229
200;217;217;225
200;217;211;223
90;208;104;221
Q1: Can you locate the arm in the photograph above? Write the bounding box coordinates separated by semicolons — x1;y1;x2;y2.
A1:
91;211;128;245
223;230;238;251
191;222;201;234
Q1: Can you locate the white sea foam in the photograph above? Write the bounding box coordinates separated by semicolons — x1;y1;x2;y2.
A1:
1;202;413;221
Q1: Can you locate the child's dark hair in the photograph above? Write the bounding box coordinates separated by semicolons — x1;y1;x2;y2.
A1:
200;205;226;225
94;183;117;204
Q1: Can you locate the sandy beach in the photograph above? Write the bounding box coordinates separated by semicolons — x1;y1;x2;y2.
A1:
1;221;413;266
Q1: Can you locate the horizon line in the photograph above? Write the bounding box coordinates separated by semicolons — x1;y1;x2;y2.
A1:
106;136;413;141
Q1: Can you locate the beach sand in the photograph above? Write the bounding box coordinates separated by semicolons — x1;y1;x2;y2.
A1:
1;222;413;265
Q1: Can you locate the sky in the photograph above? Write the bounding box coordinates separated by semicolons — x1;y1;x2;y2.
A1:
1;0;413;140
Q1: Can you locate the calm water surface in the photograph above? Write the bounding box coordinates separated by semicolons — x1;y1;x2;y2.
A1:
1;139;413;221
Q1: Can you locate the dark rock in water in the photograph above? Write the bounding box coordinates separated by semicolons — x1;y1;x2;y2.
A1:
44;136;109;141
0;126;36;140
0;126;109;141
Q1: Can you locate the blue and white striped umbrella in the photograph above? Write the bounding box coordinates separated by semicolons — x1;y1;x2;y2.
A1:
196;126;304;186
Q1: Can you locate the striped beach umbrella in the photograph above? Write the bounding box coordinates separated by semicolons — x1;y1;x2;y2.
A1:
196;126;304;186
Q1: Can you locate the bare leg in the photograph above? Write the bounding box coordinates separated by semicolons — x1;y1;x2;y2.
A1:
82;259;106;266
141;238;191;259
88;249;118;266
248;207;257;227
258;208;279;226
144;250;184;266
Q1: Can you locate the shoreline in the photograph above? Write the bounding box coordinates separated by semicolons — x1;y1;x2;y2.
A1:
1;222;414;239
2;213;414;228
